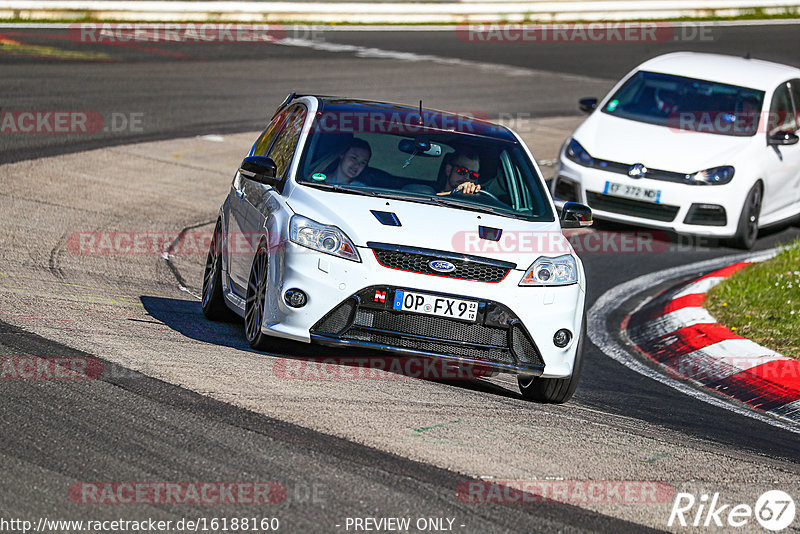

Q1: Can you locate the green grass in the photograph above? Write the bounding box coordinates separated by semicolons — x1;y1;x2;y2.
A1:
705;240;800;360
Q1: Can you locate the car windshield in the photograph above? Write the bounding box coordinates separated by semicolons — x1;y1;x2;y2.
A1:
294;111;555;222
602;71;765;137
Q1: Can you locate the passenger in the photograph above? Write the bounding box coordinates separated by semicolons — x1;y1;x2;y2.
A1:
438;149;481;195
326;139;371;185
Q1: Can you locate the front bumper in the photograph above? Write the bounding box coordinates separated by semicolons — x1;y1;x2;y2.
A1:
554;157;741;237
310;286;545;376
261;242;585;378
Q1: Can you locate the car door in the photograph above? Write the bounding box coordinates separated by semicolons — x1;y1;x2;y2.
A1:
242;104;307;259
227;108;290;294
761;81;800;215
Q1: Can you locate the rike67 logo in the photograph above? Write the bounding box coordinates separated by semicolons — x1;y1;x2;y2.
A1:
668;490;795;531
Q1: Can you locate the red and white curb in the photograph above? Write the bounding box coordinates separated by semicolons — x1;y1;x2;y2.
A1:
588;250;800;433
624;260;800;424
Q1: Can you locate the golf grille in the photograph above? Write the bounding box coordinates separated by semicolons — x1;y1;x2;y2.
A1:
586;192;679;222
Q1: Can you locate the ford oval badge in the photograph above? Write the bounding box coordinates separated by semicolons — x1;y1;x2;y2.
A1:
429;260;456;273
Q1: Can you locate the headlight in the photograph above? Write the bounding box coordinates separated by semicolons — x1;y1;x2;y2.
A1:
289;214;361;262
684;166;734;185
564;139;594;167
519;255;578;286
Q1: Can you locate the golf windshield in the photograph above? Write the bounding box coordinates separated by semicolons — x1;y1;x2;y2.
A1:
602;70;766;137
295;111;555;222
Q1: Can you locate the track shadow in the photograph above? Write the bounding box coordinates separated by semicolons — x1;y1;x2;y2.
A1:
140;295;252;351
140;295;522;400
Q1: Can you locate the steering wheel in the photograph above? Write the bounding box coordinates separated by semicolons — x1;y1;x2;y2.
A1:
475;189;501;203
452;188;502;203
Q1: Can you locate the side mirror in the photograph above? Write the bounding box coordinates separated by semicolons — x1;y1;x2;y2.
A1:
578;98;598;114
768;131;799;146
239;156;283;192
560;202;593;229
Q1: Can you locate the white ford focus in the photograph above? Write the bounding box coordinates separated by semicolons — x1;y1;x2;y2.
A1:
553;52;800;249
202;95;592;403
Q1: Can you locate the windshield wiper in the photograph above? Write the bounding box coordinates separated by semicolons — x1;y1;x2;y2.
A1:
430;196;511;216
301;182;379;197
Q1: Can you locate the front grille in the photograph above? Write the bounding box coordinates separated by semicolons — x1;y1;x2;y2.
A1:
553;176;579;202
589;159;687;184
371;246;512;283
314;298;356;334
346;331;514;363
310;286;544;371
586;192;679;222
684;204;727;226
354;308;507;347
510;322;541;366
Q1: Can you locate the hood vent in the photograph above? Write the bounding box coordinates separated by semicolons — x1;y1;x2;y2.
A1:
371;210;401;227
479;226;502;241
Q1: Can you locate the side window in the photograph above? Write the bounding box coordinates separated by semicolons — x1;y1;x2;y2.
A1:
768;82;798;134
267;106;307;178
791;79;800;129
251;109;290;156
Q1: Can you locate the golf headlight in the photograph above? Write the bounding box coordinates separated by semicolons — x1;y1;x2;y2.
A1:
520;255;578;286
684;166;734;185
565;139;594;167
289;215;361;262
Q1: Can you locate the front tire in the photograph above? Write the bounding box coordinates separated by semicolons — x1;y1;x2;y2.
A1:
201;219;234;321
731;182;762;250
244;240;271;350
518;320;585;404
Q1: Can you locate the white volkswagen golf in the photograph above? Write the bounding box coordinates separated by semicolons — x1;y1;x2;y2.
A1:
553;52;800;249
202;95;592;403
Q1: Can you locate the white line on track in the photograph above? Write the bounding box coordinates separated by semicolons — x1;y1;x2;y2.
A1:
4;20;800;30
274;37;602;81
587;248;800;434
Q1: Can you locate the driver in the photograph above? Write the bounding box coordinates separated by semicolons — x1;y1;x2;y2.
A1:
438;150;481;195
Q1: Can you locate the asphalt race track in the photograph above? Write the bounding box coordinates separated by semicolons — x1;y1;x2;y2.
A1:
1;23;799;533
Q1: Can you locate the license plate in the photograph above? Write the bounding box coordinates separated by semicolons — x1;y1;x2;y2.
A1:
393;290;478;322
604;181;661;203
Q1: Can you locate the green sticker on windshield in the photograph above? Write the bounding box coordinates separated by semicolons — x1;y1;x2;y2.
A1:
311;173;327;181
606;99;619;111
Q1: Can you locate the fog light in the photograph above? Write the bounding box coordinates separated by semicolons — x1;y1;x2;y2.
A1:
553;329;572;348
284;289;307;308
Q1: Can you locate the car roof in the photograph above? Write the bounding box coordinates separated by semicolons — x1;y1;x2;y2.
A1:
635;52;800;92
295;96;518;143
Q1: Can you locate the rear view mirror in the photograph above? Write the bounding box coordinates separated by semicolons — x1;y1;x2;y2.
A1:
768;131;799;146
560;202;593;228
239;156;284;192
398;139;442;157
578;98;598;114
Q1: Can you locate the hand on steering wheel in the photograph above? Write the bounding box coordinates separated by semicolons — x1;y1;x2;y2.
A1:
451;183;501;203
